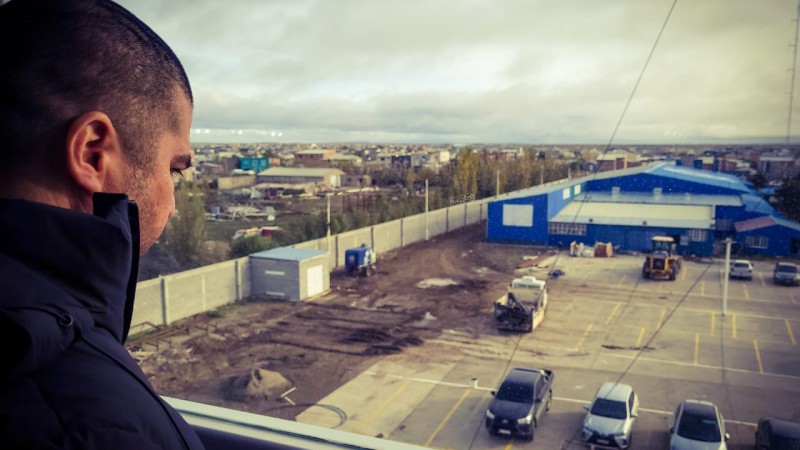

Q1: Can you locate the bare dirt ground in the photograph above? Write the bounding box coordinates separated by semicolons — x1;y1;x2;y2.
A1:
129;223;556;420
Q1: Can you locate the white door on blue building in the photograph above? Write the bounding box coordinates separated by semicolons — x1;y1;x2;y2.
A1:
306;264;324;297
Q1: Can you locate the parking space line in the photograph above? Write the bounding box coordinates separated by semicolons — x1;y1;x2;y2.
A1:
787;320;797;346
616;275;627;288
732;314;738;339
758;272;766;286
558;302;575;318
710;313;715;337
656;307;666;330
632;327;646;358
354;379;412;433
424;389;470;447
742;284;750;300
754;340;764;374
681;266;687;281
700;281;705;296
605;303;621;325
791;294;798;305
694;334;700;365
604;353;800;381
576;323;594;350
503;442;512;450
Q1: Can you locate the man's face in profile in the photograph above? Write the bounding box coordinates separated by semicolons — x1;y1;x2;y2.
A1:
125;91;194;255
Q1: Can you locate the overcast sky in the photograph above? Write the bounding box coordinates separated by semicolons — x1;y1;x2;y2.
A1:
118;0;799;145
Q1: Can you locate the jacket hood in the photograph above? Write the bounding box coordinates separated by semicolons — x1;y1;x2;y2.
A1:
0;194;140;381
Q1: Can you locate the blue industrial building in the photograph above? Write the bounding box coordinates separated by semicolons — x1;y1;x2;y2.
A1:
240;157;271;173
734;215;800;257
486;162;799;257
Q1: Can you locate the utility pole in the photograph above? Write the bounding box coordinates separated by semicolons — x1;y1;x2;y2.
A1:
326;193;332;253
722;238;732;316
425;179;429;241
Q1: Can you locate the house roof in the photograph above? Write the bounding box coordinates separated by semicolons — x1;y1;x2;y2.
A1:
258;167;344;177
734;215;800;233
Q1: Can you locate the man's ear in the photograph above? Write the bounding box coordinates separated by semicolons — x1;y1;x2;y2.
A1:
65;111;126;195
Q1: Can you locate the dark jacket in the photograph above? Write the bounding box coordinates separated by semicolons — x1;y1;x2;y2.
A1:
0;195;204;450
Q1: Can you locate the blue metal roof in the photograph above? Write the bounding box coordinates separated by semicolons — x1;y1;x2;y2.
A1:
740;194;777;215
251;247;328;261
576;192;742;207
645;164;750;193
493;179;582;202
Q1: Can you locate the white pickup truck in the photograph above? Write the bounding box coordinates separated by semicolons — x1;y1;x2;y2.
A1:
493;276;548;333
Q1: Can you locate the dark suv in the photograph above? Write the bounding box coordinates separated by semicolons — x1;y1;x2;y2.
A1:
485;368;553;442
755;417;800;450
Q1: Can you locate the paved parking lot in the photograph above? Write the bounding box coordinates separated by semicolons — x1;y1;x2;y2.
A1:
298;254;800;449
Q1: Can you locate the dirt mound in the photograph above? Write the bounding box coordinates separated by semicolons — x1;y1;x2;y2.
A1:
222;368;292;401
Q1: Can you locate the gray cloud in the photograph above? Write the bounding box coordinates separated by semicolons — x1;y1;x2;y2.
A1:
119;0;799;144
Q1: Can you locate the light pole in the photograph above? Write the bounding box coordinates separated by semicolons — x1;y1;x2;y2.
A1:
722;238;731;316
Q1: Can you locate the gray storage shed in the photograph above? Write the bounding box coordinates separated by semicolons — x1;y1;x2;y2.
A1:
250;247;330;301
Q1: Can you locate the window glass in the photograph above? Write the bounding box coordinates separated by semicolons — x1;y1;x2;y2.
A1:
496;382;533;403
677;412;721;442
590;398;627;420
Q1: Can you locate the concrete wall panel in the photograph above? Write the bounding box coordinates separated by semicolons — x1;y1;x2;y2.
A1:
403;214;425;244
428;210;447;238
373;220;402;254
131;278;163;332
466;201;482;225
447;205;466;231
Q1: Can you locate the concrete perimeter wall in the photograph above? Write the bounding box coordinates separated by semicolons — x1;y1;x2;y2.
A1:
130;257;250;333
132;199;489;332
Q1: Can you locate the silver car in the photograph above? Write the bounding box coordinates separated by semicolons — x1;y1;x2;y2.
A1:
582;382;639;449
670;400;729;450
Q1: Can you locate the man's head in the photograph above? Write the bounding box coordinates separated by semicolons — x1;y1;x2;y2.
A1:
0;0;194;254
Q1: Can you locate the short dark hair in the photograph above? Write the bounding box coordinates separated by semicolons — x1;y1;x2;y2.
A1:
0;0;193;173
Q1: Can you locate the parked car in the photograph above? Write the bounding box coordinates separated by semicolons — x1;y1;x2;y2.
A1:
485;367;554;442
669;399;729;450
729;259;753;280
581;382;639;449
755;417;800;450
774;263;800;286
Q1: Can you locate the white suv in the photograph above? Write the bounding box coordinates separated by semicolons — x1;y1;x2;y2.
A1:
729;260;753;280
582;382;639;449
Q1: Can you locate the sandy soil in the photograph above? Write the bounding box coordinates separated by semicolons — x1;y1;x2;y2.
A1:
129;223;556;420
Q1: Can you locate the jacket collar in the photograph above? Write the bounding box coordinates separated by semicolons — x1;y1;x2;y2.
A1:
0;194;140;343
